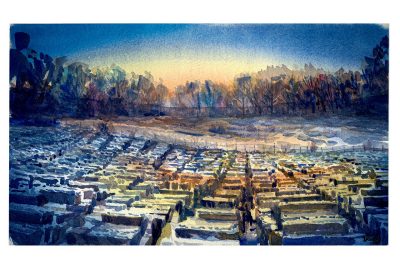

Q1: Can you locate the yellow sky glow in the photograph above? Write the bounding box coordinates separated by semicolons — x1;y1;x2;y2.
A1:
120;56;278;90
84;45;284;90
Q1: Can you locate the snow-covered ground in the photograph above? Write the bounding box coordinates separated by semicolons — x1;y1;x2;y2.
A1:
62;115;388;152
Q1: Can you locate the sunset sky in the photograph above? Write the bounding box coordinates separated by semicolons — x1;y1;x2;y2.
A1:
10;24;388;89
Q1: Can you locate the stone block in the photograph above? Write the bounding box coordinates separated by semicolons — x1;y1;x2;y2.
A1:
39;187;81;205
363;196;388;208
9;222;44;245
9;191;48;206
282;216;350;235
282;233;366;245
9;203;53;225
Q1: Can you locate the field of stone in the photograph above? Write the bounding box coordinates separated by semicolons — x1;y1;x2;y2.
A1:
9;123;388;245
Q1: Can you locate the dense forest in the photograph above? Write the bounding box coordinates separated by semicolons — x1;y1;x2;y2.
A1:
10;32;388;120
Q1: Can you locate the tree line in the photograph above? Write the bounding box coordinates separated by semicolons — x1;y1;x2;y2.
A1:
10;32;388;119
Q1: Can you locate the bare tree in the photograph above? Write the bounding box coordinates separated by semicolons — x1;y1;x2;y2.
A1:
250;78;267;115
264;79;283;115
233;76;252;117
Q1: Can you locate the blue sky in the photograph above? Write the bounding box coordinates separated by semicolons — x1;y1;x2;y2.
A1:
10;24;388;88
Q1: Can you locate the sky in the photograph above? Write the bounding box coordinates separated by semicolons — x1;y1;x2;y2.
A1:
10;24;388;89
